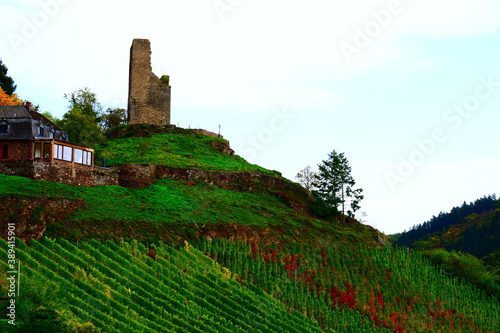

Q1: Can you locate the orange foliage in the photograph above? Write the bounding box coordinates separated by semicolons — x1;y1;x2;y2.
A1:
0;88;23;106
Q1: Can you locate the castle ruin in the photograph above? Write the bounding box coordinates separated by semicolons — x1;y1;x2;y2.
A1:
127;39;171;125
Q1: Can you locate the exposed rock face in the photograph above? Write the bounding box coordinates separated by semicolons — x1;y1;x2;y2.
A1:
118;163;156;189
207;141;234;155
0;196;86;241
127;39;171;125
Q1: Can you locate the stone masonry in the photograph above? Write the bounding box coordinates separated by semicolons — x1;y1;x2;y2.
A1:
127;39;171;125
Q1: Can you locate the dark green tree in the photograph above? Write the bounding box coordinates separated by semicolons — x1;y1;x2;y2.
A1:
0;59;16;95
313;150;364;222
59;87;104;146
102;107;127;130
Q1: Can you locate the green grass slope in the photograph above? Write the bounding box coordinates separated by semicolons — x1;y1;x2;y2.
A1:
0;124;379;246
97;124;276;174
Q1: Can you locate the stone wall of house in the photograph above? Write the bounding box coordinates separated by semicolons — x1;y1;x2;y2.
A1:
0;161;34;178
128;39;171;126
0;141;33;162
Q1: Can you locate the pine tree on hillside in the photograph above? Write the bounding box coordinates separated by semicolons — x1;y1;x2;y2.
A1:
313;150;363;222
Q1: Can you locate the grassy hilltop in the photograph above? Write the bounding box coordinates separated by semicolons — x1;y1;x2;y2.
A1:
1;124;499;332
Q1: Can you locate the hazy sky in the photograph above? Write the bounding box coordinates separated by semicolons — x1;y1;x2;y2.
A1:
1;0;499;234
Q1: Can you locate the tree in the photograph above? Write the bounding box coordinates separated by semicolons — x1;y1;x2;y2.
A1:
313;150;364;222
295;165;318;192
0;87;22;105
102;107;127;130
59;87;104;146
0;59;16;95
41;111;60;124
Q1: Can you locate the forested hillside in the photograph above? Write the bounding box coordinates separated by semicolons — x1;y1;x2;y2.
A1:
395;195;498;249
393;195;500;299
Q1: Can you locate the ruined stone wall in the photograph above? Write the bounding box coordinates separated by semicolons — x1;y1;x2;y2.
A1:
0;161;119;187
193;129;222;139
32;161;94;186
128;39;171;126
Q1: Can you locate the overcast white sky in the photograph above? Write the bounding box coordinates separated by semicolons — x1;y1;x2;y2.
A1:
1;0;499;234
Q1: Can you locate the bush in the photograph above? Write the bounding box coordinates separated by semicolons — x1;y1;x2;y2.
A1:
423;248;500;299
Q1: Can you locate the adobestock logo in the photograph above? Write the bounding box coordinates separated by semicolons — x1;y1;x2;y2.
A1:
384;75;499;192
7;0;73;53
339;0;415;63
238;107;295;161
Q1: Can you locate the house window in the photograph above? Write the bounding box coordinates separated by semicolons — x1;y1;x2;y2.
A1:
84;151;92;166
62;146;72;162
1;144;8;158
74;148;83;164
0;120;8;134
43;143;51;158
34;143;42;158
54;144;72;161
50;130;55;139
39;126;45;137
74;149;93;165
54;144;63;160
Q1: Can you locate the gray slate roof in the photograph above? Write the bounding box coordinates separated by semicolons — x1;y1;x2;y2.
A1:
0;105;61;130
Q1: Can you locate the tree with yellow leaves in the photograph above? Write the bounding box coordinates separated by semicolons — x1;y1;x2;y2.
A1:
0;88;22;105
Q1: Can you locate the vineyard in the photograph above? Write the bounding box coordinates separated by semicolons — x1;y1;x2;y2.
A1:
201;239;500;333
1;238;499;332
0;238;325;332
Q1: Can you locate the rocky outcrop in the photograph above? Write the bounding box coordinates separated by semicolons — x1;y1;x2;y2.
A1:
155;166;310;213
118;163;156;189
206;140;234;155
0;195;86;241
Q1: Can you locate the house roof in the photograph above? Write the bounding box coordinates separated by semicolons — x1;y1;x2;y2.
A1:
0;105;62;131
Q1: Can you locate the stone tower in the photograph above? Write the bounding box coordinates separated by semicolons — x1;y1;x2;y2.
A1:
127;39;171;125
